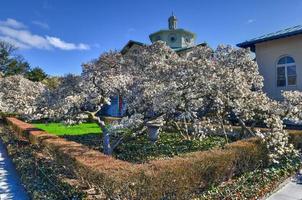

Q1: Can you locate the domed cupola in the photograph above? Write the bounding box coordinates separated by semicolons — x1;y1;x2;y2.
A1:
168;13;177;30
149;14;196;50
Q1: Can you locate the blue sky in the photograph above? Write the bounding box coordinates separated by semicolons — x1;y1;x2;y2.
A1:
1;0;302;76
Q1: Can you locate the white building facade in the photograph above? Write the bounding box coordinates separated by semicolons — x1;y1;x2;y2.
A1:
238;25;302;100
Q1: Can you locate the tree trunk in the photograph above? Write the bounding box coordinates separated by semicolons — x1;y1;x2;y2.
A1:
95;116;113;155
147;125;160;144
102;126;112;155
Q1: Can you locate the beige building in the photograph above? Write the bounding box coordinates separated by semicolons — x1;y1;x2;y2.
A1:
237;25;302;100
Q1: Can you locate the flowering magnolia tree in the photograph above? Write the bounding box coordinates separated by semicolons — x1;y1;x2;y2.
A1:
0;75;46;120
282;91;302;121
72;41;295;161
0;41;297;162
37;74;87;124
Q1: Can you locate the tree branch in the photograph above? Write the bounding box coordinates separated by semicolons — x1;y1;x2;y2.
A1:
231;111;256;137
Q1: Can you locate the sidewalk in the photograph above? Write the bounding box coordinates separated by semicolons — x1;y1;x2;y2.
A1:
0;138;29;200
266;179;302;200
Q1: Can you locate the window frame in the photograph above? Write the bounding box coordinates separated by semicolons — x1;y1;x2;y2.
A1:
276;56;297;88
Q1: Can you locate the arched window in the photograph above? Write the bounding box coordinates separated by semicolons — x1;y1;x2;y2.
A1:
276;56;296;87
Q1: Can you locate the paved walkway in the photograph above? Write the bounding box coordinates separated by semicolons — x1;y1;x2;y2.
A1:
0;138;29;200
267;179;302;200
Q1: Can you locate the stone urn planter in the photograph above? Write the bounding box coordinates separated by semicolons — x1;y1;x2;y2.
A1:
146;120;163;143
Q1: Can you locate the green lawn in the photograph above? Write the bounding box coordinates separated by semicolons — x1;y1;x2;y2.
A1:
33;122;101;135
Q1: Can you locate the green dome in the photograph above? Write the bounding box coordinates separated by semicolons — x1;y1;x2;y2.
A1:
149;15;196;49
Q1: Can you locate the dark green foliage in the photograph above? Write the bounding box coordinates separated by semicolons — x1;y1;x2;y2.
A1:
3;56;31;76
0;40;48;81
0;41;16;74
114;133;228;163
25;67;48;82
0;41;30;76
56;128;227;163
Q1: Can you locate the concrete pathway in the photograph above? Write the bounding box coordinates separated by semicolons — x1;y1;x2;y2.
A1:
267;180;302;200
0;138;29;200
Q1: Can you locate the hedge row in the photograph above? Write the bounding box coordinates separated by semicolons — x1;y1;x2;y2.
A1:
6;117;269;199
288;130;302;150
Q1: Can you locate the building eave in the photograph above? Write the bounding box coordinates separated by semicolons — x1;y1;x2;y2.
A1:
237;25;302;52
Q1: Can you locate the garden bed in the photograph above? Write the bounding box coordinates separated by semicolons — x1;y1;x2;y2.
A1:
7;117;269;199
33;122;229;163
33;122;302;164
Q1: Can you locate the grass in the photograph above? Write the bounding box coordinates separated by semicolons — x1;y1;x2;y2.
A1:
33;122;101;135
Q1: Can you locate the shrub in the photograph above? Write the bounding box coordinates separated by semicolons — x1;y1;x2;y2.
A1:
6;117;269;199
121;138;267;199
70;138;268;199
288;130;302;150
199;157;300;199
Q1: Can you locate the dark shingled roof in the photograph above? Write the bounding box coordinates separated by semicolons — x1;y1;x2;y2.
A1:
174;43;207;53
120;40;147;54
237;25;302;52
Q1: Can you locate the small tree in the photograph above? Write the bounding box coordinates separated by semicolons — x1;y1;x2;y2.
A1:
0;41;16;73
26;67;48;82
1;40;48;80
0;41;31;76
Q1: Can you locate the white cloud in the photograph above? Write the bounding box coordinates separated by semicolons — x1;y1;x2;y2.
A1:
32;20;49;29
247;19;255;24
46;36;90;50
0;18;90;51
0;18;26;29
0;36;30;49
0;26;50;49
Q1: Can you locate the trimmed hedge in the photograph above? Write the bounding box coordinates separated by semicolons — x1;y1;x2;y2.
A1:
288;130;302;150
6;117;269;199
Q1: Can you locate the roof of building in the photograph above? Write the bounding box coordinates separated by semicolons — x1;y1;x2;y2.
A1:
237;25;302;51
121;40;207;54
174;42;207;53
120;40;147;54
149;28;196;41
